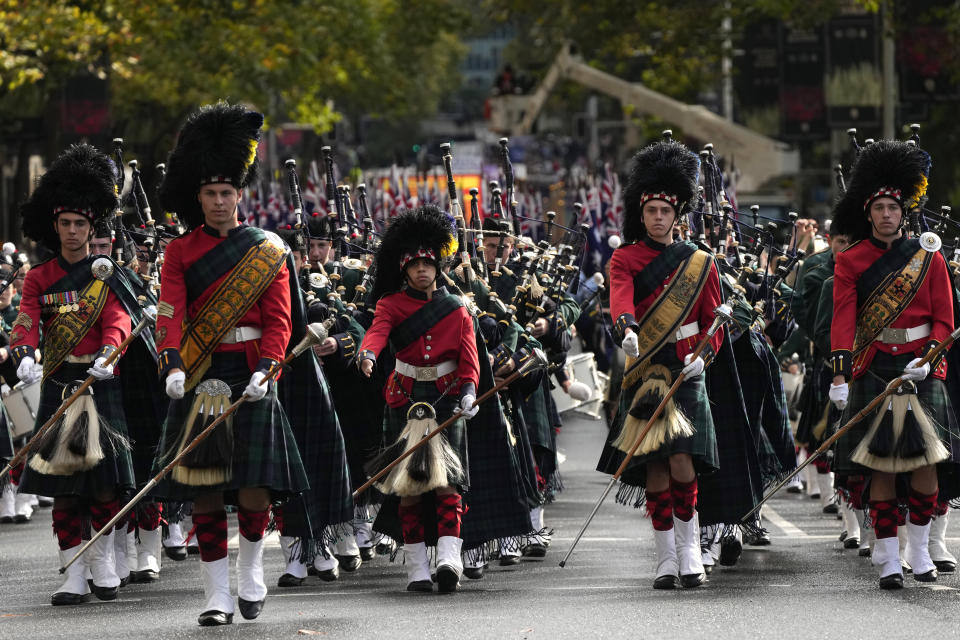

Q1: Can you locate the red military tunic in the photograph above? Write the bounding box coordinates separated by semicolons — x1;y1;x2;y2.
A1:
831;236;953;381
359;286;480;409
156;225;292;377
10;256;130;360
609;238;724;362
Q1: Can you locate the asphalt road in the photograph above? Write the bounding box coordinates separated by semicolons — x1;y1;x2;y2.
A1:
3;409;960;640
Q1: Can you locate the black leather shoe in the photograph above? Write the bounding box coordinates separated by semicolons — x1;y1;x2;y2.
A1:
316;565;340;582
809;492;821;500
843;537;860;549
90;584;118;601
859;547;872;558
934;560;956;573
407;580;433;592
523;543;548;558
376;540;397;556
786;485;803;494
118;575;130;588
747;531;771;546
719;536;742;566
14;513;31;523
164;546;188;561
336;555;361;572
703;564;713;575
130;569;159;584
436;566;460;593
186;545;200;555
0;515;12;524
51;591;89;606
278;573;306;587
198;610;233;626
823;502;839;514
238;597;264;620
879;573;904;590
499;555;521;566
913;569;938;583
359;546;376;561
463;564;486;580
680;573;705;588
653;575;679;590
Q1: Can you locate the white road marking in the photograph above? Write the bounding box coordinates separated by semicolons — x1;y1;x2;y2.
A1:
762;505;808;538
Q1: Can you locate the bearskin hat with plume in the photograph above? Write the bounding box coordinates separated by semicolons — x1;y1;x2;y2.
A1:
370;205;458;302
21;144;118;253
831;140;931;241
159;101;263;230
622;141;700;243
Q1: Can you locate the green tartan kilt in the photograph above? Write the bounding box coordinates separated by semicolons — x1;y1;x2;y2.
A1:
150;352;309;502
18;362;136;498
382;380;469;492
0;406;14;461
832;351;959;476
597;346;719;488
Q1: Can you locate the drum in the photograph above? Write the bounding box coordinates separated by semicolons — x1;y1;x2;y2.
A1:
2;381;41;439
550;352;608;418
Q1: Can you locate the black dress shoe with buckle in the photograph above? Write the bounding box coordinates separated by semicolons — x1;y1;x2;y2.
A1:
277;573;306;587
336;555;361;572
680;573;705;588
198;610;233;626
653;575;679;590
878;573;904;590
164;546;187;561
238;597;264;620
934;560;956;573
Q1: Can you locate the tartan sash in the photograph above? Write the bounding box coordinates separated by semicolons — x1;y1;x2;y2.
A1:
389;289;464;353
185;226;264;302
622;248;713;390
41;267;110;381
180;231;288;391
852;238;933;370
631;241;697;306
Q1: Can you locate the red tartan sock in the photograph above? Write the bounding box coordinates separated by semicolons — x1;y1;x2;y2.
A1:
52;508;83;550
436;493;463;538
89;500;119;532
399;503;424;544
272;505;286;536
908;489;938;526
670;477;698;523
645;489;674;531
870;500;899;539
237;507;270;542
847;477;866;510
9;462;23;486
138;502;163;532
126;510;137;533
194;511;228;562
935;500;950;518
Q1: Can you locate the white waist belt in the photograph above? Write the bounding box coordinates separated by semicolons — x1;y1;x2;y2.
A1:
221;326;262;344
395;359;457;382
671;321;700;342
878;323;930;345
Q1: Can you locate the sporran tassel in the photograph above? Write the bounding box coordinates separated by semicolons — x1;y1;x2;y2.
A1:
612;364;694;456
380;402;464;497
170;379;233;486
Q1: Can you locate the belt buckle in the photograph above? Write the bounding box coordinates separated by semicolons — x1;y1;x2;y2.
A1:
415;366;438;382
884;328;907;344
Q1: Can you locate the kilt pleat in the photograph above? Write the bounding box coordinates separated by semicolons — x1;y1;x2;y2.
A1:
119;338;168;484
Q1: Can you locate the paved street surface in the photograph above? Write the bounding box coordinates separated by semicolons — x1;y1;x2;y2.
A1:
4;411;960;640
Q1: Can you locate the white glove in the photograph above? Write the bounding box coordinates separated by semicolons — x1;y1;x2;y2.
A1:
459;394;479;419
17;356;40;385
902;357;930;383
622;331;639;358
682;354;705;378
829;382;848;410
165;371;186;399
244;371;269;401
86;356;115;381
